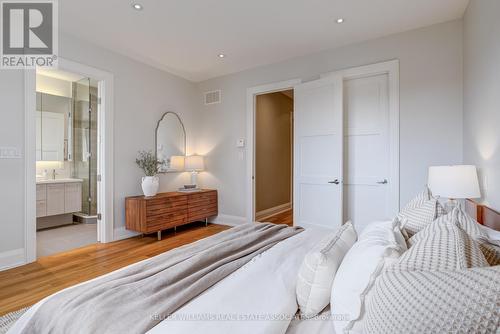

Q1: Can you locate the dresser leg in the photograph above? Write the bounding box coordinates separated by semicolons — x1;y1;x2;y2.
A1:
205;218;208;227
174;226;177;233
157;231;161;241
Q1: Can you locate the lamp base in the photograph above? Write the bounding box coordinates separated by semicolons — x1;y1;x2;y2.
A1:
444;198;461;212
190;171;198;188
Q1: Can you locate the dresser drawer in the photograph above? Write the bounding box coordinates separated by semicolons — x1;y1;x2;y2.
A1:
145;212;187;232
146;197;188;217
188;196;217;208
125;190;218;238
188;205;218;222
188;191;217;202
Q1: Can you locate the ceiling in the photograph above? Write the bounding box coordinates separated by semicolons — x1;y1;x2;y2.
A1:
59;0;469;82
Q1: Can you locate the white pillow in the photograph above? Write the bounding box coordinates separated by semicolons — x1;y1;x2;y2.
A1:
398;187;445;237
296;222;357;318
330;219;406;333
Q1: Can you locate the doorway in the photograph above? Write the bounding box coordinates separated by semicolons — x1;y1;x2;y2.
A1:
24;58;114;264
254;90;294;225
34;70;100;258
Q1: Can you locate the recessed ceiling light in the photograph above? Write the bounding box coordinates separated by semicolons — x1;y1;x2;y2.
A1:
131;3;143;10
336;18;344;24
218;54;226;58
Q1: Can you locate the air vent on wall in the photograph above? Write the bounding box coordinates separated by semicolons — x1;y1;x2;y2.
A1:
204;90;221;105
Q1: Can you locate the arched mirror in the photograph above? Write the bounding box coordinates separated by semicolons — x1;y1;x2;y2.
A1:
155;112;186;173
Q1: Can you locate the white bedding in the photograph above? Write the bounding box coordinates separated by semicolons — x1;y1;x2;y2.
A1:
147;227;328;334
9;226;328;334
285;306;335;334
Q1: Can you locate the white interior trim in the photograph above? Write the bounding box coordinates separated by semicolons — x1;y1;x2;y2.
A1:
246;79;301;224
322;59;401;215
113;227;141;241
210;214;247;227
24;69;37;263
23;58;115;265
0;248;26;271
256;202;291;221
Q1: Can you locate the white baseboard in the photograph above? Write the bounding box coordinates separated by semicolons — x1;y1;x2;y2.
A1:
297;222;337;231
113;227;141;241
210;214;247;226
0;248;26;271
113;215;247;240
256;202;291;221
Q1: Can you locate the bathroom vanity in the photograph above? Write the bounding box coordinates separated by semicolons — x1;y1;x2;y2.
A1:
36;178;83;229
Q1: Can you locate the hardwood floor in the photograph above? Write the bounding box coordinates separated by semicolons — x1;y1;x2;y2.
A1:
259;209;293;226
0;212;295;317
0;222;228;316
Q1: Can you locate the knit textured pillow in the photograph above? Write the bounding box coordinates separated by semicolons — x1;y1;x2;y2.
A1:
364;266;500;334
364;213;495;334
398;188;444;237
391;215;488;272
408;207;500;266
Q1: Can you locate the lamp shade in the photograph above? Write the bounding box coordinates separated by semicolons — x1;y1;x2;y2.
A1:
428;165;480;199
36;161;63;170
170;155;185;170
185;155;204;172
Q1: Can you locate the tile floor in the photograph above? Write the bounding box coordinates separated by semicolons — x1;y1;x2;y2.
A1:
36;223;97;258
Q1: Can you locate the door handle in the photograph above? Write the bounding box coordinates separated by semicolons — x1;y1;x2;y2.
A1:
328;179;340;184
377;179;388;184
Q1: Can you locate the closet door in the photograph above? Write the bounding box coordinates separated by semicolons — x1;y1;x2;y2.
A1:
342;74;391;231
294;76;343;229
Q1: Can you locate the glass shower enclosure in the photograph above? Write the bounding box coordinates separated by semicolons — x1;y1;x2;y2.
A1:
72;78;98;220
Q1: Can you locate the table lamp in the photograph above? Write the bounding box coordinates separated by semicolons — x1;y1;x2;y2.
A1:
428;165;480;210
185;155;204;188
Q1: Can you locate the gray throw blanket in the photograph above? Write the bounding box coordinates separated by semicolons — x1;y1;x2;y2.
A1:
20;223;303;334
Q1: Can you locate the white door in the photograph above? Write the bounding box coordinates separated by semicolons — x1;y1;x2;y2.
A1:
343;73;392;231
294;76;343;229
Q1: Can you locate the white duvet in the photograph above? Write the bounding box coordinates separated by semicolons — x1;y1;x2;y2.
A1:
148;227;328;334
9;227;329;334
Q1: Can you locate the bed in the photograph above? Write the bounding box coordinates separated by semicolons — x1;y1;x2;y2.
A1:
7;195;500;334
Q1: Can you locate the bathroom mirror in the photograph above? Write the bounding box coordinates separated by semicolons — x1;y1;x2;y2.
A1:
36;92;73;161
155;112;186;173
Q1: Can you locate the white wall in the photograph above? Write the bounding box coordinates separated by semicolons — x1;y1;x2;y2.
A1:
196;20;464;219
0;18;467;268
463;0;500;211
0;34;198;262
57;34;199;235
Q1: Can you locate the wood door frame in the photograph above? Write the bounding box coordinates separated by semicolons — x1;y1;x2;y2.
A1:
245;79;301;223
321;59;400;215
24;58;114;264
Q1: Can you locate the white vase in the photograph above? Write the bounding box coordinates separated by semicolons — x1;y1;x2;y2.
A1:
141;176;159;197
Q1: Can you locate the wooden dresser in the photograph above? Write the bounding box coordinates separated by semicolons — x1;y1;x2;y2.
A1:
125;189;218;240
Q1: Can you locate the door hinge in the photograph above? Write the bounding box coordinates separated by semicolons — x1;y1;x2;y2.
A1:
97;97;102;105
97;213;102;220
97;174;101;182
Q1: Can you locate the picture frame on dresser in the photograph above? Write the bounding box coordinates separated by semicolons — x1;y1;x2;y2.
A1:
125;189;218;240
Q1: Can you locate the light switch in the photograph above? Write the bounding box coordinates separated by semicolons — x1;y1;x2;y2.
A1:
237;138;245;148
0;146;22;159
